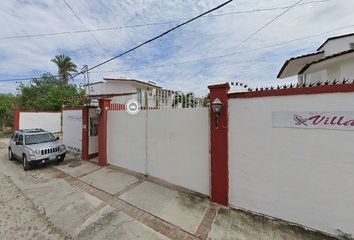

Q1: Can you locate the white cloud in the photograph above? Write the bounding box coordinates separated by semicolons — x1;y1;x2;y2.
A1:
0;0;354;95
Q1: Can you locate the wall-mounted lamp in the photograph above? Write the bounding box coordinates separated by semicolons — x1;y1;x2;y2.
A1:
211;98;223;128
95;106;102;117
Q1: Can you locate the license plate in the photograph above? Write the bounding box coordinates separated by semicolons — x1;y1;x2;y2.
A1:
49;155;56;161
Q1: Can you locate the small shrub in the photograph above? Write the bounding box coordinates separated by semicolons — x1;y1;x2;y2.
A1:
0;131;12;138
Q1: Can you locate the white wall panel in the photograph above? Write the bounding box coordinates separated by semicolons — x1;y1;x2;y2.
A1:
147;108;209;195
107;110;147;174
62;110;82;151
107;108;210;195
229;92;354;235
19;112;61;133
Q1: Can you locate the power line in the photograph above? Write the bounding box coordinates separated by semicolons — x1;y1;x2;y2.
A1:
62;0;110;54
0;0;235;82
0;22;176;41
232;0;305;50
185;0;305;80
72;0;234;78
0;74;62;82
0;0;339;83
0;0;330;41
97;23;354;73
2;23;353;83
0;77;35;82
0;22;181;41
208;0;329;17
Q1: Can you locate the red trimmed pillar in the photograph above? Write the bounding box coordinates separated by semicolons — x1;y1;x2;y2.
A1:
14;109;20;130
98;99;111;166
208;83;230;206
82;106;90;161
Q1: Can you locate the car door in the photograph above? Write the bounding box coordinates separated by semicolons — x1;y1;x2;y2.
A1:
9;133;18;157
13;133;23;158
9;133;15;148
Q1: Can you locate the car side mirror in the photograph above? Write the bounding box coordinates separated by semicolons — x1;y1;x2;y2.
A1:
56;137;59;140
16;141;22;145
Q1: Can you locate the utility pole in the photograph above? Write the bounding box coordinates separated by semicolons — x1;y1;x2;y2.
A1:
82;65;90;105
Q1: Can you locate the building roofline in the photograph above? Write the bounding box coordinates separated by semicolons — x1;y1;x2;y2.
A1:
298;49;354;74
84;78;162;88
64;92;138;101
317;32;354;51
228;83;354;99
277;51;324;78
84;81;103;87
103;78;162;88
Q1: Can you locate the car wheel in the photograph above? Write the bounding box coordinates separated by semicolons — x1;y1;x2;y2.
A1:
23;155;32;171
58;154;65;162
8;149;15;161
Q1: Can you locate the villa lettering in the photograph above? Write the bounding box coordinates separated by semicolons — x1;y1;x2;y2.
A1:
273;111;354;130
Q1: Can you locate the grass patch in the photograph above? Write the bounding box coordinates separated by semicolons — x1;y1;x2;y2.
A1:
0;132;12;138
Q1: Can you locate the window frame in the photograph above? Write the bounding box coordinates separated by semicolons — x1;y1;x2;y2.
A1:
17;134;23;145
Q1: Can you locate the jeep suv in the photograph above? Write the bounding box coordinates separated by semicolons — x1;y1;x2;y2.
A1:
8;129;66;171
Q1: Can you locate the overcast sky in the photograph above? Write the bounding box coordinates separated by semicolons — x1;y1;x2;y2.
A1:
0;0;354;95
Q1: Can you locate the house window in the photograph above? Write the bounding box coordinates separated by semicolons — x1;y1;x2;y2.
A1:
350;43;354;49
137;88;142;104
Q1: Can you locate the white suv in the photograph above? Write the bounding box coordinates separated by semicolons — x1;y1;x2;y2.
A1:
8;129;66;171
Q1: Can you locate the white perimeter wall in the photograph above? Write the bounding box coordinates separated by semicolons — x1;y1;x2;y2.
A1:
62;110;82;151
107;108;210;195
147;108;210;195
19;112;61;133
229;92;354;235
107;110;147;174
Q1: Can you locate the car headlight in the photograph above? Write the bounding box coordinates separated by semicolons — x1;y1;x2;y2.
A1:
35;149;41;155
28;150;35;156
60;145;66;151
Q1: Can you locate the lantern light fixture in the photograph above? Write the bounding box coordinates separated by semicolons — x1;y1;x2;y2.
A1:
95;106;102;117
211;98;223;128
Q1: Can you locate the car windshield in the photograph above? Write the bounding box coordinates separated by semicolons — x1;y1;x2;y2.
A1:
25;133;56;145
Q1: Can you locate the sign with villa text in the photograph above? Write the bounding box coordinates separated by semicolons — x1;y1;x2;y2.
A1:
272;111;354;131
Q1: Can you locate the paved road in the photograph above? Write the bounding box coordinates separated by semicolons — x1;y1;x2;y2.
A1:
0;139;67;240
0;173;67;240
0;138;338;240
0;139;169;240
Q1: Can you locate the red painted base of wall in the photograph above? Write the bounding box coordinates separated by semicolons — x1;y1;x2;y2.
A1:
89;152;99;159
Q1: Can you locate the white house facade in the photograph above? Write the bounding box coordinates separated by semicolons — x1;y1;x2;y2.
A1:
85;78;160;105
85;78;180;109
277;33;354;84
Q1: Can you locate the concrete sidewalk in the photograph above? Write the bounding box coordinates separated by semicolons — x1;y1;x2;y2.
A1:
0;140;168;240
53;156;338;240
0;136;338;240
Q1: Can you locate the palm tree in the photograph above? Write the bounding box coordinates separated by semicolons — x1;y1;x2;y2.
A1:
51;54;78;84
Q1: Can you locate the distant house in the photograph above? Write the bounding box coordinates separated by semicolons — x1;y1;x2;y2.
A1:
85;78;177;108
277;33;354;84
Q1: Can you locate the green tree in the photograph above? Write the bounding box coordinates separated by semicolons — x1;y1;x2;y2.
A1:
18;73;85;111
202;93;210;107
51;54;78;84
172;92;197;108
0;94;18;131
